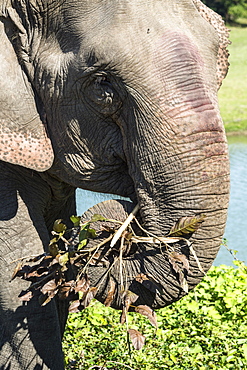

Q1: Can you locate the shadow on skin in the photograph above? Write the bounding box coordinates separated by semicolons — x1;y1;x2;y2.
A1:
0;296;63;369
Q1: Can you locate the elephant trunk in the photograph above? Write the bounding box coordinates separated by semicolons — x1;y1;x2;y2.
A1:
85;102;229;310
123;29;230;266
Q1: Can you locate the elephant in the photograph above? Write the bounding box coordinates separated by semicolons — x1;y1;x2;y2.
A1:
0;0;230;369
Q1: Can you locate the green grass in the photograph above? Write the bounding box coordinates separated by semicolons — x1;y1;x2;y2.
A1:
63;262;247;370
219;27;247;133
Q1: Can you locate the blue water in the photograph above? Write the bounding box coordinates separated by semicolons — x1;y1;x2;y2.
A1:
214;136;247;266
76;136;247;267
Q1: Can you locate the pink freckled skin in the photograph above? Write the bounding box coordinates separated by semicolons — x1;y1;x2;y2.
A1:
154;30;223;135
152;30;229;184
0;131;54;171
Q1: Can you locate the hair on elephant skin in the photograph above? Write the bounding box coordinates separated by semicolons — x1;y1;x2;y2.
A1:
0;1;230;369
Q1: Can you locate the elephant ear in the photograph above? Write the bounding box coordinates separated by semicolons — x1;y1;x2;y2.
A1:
0;13;54;172
192;0;230;90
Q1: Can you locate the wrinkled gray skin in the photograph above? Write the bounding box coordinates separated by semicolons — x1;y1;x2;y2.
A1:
0;0;230;369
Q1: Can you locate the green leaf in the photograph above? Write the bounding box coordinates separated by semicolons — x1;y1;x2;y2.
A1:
49;243;59;257
78;239;88;250
168;215;206;237
53;219;67;234
79;225;90;242
170;354;178;364
70;215;81;227
90;214;106;223
58;252;69;266
87;228;97;238
243;343;247;360
78;223;97;250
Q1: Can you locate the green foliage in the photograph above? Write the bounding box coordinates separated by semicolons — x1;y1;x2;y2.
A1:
63;263;247;369
202;0;247;22
219;27;247;133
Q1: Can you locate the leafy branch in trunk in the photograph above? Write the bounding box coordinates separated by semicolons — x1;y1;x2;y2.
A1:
11;204;205;350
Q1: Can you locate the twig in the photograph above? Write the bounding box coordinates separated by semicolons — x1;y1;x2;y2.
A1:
131;235;182;244
10;253;46;264
80;234;114;274
119;236;124;290
110;205;139;248
94;257;119;290
133;216;173;247
189;245;205;275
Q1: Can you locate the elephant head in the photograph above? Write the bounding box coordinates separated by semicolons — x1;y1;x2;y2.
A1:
0;0;230;366
0;0;230;305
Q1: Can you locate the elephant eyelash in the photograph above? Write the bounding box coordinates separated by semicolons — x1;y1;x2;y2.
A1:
95;76;107;84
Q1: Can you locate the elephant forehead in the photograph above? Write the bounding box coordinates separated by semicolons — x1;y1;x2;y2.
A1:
59;0;217;59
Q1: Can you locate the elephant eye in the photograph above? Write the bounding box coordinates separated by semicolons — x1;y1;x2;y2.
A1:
94;76;114;105
85;73;122;116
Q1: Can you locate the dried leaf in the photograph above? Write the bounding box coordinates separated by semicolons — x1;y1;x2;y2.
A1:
169;252;190;273
135;305;158;328
123;290;139;310
104;278;116;307
135;273;149;283
41;279;59;295
82;287;98;308
25;267;47;279
168;215;206;237
39;293;52;306
18;290;33;301
168;254;189;293
27;253;46;263
120;309;127;325
75;276;90;293
128;329;146;350
69;300;82;313
11;262;23;281
169;257;180;274
120;290;139;324
58;280;76;299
